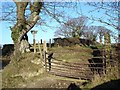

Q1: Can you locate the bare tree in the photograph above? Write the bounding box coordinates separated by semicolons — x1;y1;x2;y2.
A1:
3;1;119;55
82;26;111;43
81;26;98;41
2;1;79;55
10;1;43;55
54;16;88;38
97;26;112;44
2;2;68;55
87;2;119;40
87;2;119;29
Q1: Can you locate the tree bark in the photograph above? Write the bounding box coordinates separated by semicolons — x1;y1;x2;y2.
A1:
11;1;43;55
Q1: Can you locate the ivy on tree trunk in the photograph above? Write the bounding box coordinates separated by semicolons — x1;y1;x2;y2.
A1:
11;1;43;56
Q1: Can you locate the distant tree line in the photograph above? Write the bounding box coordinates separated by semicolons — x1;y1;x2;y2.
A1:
55;16;113;44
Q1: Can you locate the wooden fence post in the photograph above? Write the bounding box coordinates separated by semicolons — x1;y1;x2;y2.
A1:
48;53;53;71
38;41;43;60
34;39;36;53
41;39;42;44
43;40;47;72
102;49;106;74
43;40;47;52
104;32;111;74
44;51;47;72
49;39;51;48
31;30;37;53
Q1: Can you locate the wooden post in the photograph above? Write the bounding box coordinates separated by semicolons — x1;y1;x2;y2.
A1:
41;39;42;44
102;49;106;74
104;32;111;74
99;34;103;44
31;30;37;53
49;39;51;48
43;40;47;53
44;51;47;72
34;39;36;53
48;53;53;71
43;40;47;72
38;41;43;60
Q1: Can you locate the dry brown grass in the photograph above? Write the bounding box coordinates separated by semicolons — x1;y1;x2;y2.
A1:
83;62;119;89
2;52;45;88
49;45;93;63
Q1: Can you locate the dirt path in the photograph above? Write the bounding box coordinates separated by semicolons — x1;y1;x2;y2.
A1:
18;74;86;89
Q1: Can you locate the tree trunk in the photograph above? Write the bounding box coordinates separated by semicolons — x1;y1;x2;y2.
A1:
11;1;43;56
12;28;30;55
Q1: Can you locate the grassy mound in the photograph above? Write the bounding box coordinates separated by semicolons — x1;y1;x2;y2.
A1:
2;52;45;88
49;45;93;63
2;45;93;88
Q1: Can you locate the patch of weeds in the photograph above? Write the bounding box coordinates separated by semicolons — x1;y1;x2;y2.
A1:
3;75;25;88
2;52;45;88
83;66;119;89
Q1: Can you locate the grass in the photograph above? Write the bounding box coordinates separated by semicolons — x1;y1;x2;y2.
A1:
50;75;88;83
2;42;119;88
5;44;116;88
2;52;45;88
2;45;93;88
82;62;119;89
49;45;93;62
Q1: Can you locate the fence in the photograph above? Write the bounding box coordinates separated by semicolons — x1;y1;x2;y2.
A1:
30;39;119;80
44;56;105;80
30;39;106;80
